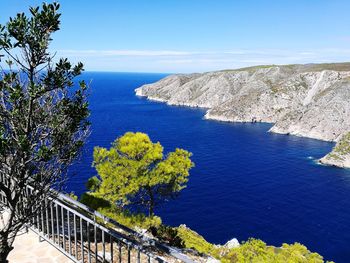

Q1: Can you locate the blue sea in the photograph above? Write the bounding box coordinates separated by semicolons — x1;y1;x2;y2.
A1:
67;72;350;263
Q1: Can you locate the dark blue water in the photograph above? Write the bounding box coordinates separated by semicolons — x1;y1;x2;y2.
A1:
68;72;350;263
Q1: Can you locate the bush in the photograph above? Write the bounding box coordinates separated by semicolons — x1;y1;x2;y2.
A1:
86;176;101;192
67;192;78;200
80;192;110;210
221;238;276;263
98;207;162;229
221;239;329;263
175;225;220;257
79;191;161;230
150;225;184;248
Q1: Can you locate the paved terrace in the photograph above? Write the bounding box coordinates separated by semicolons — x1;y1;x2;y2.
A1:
1;211;72;263
8;228;72;263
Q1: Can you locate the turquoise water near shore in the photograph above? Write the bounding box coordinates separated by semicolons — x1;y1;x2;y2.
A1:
68;72;350;262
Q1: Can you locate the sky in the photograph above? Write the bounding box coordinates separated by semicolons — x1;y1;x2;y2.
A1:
1;0;350;73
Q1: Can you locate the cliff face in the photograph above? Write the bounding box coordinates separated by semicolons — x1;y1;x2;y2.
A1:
135;63;350;169
319;132;350;168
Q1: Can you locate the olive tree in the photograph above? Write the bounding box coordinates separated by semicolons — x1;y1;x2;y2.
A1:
87;132;194;217
0;3;89;261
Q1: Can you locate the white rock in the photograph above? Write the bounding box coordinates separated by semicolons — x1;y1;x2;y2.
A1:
224;238;240;249
135;63;350;168
206;257;221;263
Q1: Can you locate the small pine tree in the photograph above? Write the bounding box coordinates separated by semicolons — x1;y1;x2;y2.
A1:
88;132;194;216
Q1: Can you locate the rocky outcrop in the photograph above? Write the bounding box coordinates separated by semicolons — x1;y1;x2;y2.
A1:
319;132;350;169
223;238;240;249
135;63;350;168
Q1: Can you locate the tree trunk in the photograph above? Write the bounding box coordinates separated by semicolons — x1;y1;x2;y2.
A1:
149;203;154;217
147;187;155;217
0;236;13;263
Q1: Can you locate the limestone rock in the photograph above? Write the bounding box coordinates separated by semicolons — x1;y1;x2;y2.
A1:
224;238;240;249
206;257;221;263
135;63;350;168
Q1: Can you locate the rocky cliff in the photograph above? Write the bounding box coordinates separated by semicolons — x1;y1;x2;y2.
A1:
319;132;350;168
135;63;350;169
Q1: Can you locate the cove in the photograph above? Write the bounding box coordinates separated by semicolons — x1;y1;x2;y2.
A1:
67;72;350;263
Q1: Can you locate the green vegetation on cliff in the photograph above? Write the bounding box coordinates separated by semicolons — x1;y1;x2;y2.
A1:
221;239;331;263
327;132;350;161
334;132;350;156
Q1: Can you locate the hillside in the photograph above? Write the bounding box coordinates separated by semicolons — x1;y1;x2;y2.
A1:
135;63;350;168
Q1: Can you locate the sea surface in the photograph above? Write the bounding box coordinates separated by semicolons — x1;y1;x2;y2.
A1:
67;72;350;263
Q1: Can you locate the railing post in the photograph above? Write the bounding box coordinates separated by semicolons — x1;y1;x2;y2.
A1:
74;213;78;259
80;217;84;262
118;241;122;263
68;210;72;255
94;221;97;263
50;202;55;243
56;204;60;246
61;206;65;249
102;231;105;262
87;221;91;263
127;244;131;263
110;235;114;263
45;199;50;238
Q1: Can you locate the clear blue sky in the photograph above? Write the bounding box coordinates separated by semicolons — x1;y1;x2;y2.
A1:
2;0;350;73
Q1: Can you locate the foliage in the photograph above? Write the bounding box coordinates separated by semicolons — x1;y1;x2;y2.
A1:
221;239;277;263
148;225;329;262
326;132;350;161
150;225;185;248
147;224;330;263
89;132;194;216
80;192;110;210
67;192;78;200
0;3;89;261
79;192;161;229
333;132;350;156
221;239;328;263
176;224;220;257
277;242;329;263
86;176;101;192
97;207;162;230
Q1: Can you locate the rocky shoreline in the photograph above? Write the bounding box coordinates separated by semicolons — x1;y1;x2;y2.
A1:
319;132;350;168
135;63;350;169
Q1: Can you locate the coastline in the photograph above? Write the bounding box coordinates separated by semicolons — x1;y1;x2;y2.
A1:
134;63;350;169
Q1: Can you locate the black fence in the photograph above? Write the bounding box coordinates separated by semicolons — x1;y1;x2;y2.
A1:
0;176;195;263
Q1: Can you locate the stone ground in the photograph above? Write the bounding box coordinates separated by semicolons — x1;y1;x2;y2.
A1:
8;228;73;263
1;210;73;263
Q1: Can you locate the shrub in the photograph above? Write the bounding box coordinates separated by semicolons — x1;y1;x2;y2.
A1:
175;225;220;257
150;225;184;248
98;207;162;229
221;239;328;263
80;192;110;210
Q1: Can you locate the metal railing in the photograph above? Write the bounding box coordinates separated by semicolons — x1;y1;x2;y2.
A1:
0;176;196;263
